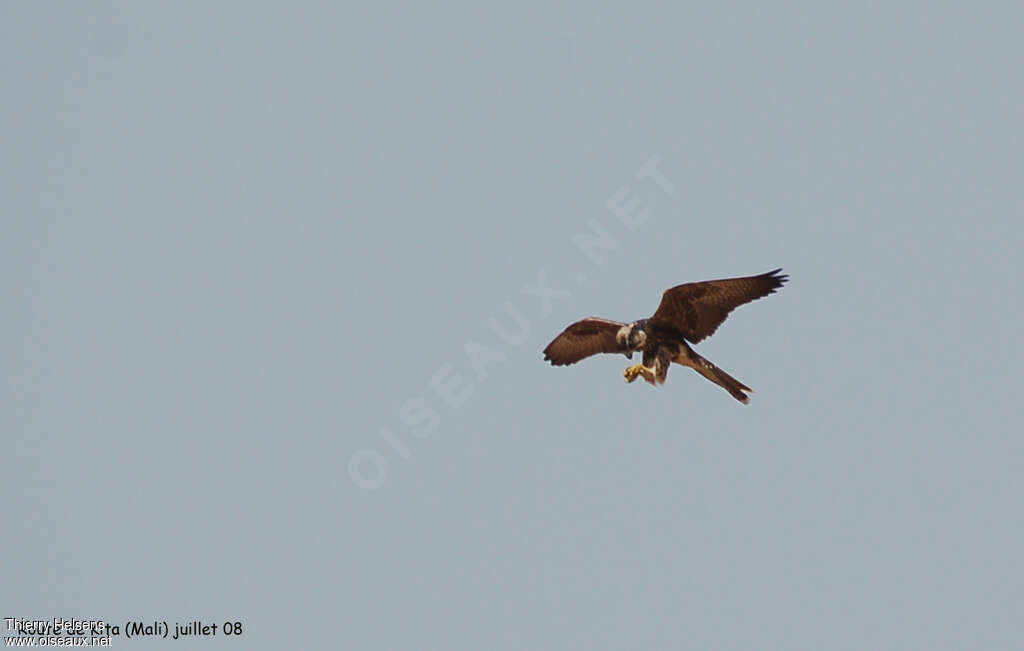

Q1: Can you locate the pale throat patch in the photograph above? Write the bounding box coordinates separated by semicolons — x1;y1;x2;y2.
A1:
615;325;631;348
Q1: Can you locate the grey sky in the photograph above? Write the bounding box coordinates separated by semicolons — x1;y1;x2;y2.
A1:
3;2;1022;650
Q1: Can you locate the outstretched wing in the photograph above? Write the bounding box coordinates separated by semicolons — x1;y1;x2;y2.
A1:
649;268;788;343
542;317;627;366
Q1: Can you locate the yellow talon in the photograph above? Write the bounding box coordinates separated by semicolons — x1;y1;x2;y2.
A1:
624;363;651;383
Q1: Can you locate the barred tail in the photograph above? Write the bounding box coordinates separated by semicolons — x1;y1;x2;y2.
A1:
690;351;754;404
709;365;753;404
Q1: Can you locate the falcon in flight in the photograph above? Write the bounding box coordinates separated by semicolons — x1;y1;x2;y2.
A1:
542;269;788;404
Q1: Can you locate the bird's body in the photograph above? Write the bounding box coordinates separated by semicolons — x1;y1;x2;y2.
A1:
542;269;788;404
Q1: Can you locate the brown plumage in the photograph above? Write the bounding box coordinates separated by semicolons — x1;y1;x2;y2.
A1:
541;317;628;366
542;269;788;403
648;268;788;343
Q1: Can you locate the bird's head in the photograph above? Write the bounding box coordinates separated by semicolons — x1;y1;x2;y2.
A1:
616;321;647;358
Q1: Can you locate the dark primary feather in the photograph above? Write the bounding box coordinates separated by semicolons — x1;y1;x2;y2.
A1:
542;317;626;366
649;268;788;343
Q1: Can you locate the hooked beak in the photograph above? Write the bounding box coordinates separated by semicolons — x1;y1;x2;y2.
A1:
624;351;633;360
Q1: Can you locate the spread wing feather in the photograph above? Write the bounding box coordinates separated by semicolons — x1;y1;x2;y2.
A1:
649;269;788;343
542;317;627;366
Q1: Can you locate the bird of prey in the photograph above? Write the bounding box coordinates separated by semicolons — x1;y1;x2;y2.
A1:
542;269;788;404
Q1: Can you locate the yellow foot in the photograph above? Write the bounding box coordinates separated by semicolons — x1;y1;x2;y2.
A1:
624;363;654;384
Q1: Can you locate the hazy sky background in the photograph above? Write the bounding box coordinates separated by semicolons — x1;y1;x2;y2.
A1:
3;2;1022;649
